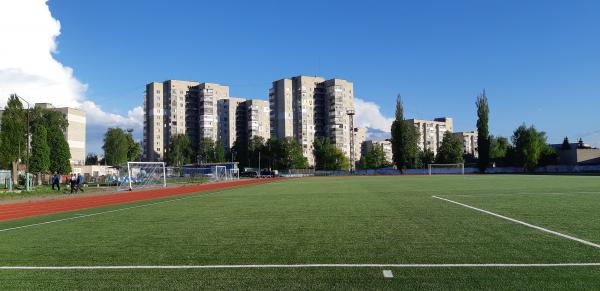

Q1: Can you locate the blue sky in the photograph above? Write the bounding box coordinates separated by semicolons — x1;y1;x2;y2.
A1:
41;1;600;151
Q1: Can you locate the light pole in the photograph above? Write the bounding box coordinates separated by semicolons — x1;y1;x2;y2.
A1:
16;96;31;175
346;109;355;173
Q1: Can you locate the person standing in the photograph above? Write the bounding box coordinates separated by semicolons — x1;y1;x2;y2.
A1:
77;173;84;193
51;172;60;191
70;174;77;194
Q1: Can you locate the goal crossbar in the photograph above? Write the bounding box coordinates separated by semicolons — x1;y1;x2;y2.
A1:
427;163;465;175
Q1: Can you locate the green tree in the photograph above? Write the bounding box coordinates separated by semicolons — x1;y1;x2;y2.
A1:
198;138;216;163
390;95;420;172
102;128;129;166
313;137;350;170
490;136;509;164
167;134;193;167
0;95;27;183
29;123;50;177
85;153;99;165
232;138;248;168
275;137;308;170
358;142;387;169
47;126;72;174
214;139;226;163
476;90;490;172
512;124;550;171
435;132;464;164
419;149;435;168
126;133;141;162
248;136;265;168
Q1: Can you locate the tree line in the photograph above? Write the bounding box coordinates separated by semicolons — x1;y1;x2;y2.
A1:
0;94;72;184
390;91;558;173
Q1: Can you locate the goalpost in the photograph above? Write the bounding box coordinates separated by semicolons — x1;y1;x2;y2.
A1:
212;166;227;182
118;162;166;191
428;163;465;175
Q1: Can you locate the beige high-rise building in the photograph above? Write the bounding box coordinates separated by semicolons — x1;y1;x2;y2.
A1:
269;76;355;165
31;103;86;165
245;99;270;142
218;97;246;151
144;80;200;161
353;127;367;162
361;140;393;164
454;131;478;158
143;80;228;161
408;117;453;155
195;83;230;141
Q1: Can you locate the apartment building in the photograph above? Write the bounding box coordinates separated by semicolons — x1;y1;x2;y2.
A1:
453;131;478;158
144;80;201;161
216;98;269;152
407;117;453;155
30;103;87;165
144;79;270;162
245;99;270;142
361;140;393;164
353;127;367;162
217;97;246;151
269;76;355;165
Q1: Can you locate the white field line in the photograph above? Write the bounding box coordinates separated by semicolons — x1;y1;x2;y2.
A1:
0;187;237;233
1;263;600;270
432;196;600;249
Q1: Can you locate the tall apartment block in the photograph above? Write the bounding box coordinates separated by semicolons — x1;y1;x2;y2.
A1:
217;98;270;152
353;127;367;162
269;76;355;165
407;117;453;155
453;131;478;158
143;80;228;161
143;80;269;162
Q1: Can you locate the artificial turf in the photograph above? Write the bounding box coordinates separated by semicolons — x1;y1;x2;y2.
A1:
0;175;599;290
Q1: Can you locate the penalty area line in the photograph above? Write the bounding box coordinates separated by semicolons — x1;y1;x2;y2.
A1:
432;195;600;249
1;263;600;270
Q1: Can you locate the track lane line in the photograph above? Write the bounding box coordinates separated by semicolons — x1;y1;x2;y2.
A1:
432;195;600;249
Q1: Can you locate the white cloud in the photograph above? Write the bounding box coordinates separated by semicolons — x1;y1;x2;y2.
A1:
0;1;142;134
354;97;394;139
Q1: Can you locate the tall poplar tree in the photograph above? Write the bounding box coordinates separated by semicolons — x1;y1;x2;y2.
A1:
390;95;419;173
476;90;490;172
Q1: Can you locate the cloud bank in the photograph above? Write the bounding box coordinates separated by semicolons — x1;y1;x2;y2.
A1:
0;0;142;153
354;98;393;140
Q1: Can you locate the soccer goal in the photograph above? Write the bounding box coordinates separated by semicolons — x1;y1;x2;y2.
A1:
428;163;465;175
118;162;166;191
212;166;227;182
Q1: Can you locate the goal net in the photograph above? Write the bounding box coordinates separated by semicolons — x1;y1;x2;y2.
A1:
212;166;227;182
428;163;465;175
118;162;166;191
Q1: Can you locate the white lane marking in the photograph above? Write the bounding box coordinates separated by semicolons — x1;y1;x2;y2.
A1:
383;270;393;278
1;263;600;270
432;195;600;249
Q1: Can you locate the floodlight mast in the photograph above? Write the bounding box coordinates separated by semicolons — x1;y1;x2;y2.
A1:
347;109;356;173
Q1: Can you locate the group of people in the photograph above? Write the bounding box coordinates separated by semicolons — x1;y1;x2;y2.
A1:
51;172;85;194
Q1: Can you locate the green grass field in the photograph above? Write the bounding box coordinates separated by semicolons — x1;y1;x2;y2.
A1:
1;175;599;290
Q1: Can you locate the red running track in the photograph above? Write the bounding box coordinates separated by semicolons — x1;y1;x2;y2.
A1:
0;178;283;222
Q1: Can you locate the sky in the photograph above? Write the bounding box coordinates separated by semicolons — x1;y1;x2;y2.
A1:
1;0;599;154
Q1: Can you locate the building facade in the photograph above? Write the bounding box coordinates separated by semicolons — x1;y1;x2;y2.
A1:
34;103;87;165
269;76;355;165
353;127;367;162
361;140;393;164
408;117;453;155
144;80;270;162
453;131;478;158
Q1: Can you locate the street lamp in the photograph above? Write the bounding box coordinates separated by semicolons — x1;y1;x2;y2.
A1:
16;96;31;175
346;109;355;173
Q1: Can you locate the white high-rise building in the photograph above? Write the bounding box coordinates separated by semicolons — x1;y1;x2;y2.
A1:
407;117;454;155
